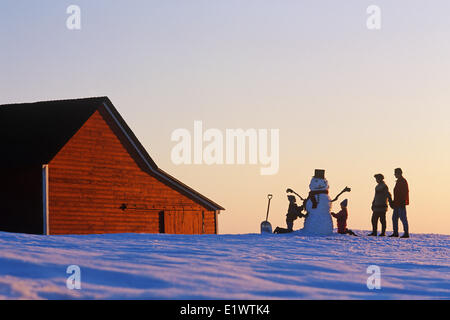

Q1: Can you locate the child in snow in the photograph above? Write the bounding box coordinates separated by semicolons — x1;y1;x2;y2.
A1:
330;199;357;236
274;195;305;234
286;195;305;231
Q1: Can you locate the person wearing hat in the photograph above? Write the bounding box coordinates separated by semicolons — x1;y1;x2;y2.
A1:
368;173;392;236
390;168;410;238
286;195;306;232
274;195;306;234
330;199;357;236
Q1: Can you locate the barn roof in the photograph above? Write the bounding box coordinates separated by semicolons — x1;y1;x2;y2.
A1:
0;97;224;211
0;98;100;166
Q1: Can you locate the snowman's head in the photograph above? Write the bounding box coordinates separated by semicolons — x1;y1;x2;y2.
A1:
309;177;329;191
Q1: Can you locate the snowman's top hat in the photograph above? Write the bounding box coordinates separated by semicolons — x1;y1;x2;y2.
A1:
314;169;325;179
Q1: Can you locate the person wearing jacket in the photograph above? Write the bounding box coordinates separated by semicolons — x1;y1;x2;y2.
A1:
274;195;305;234
285;195;305;231
368;174;392;236
389;168;410;238
331;199;357;236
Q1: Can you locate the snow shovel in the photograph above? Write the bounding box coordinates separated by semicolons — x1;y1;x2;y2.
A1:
260;194;273;234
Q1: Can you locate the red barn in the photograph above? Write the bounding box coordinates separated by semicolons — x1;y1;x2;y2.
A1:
0;97;224;235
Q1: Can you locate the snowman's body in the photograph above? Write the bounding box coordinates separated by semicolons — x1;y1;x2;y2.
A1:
301;177;333;235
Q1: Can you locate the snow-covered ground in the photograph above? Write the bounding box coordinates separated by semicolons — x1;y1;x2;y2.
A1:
0;230;448;300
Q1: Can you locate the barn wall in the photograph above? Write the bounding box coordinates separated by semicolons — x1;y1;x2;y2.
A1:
0;166;43;234
48;109;216;235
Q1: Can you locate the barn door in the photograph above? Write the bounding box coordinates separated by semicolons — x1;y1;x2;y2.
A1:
163;210;202;234
158;211;165;233
202;211;205;234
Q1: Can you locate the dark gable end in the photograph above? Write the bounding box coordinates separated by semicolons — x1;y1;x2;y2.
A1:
0;98;101;167
0;97;224;212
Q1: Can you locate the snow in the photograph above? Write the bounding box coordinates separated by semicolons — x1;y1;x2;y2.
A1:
0;231;449;299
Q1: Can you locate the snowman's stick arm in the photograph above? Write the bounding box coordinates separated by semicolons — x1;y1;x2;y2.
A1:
286;188;306;201
331;186;351;202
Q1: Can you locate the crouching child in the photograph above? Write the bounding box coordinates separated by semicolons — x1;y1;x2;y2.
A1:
274;195;305;234
331;199;357;236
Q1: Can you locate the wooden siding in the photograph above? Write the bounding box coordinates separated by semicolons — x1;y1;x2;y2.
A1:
48;109;216;235
164;210;216;234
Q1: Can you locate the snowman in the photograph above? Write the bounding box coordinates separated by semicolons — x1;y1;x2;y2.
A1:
300;169;350;235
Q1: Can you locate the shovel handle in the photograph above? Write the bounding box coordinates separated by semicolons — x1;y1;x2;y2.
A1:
266;194;273;221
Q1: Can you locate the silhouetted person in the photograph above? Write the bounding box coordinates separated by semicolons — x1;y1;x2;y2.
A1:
389;168;410;238
286;195;305;231
331;199;357;236
368;174;392;236
274;195;305;233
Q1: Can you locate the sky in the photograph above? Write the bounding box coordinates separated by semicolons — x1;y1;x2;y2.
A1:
1;1;449;234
